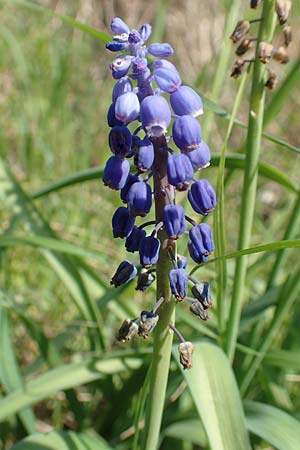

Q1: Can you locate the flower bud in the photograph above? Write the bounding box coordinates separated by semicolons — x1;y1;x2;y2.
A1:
110;55;132;79
112;207;135;238
128;29;142;44
139;236;161;267
188;179;217;216
136;268;156;291
125;226;146;252
189;301;210;320
191;282;212;309
230;21;250;43
177;255;188;269
138;311;159;338
103;156;130;190
140;95;171;137
106;42;128;52
107;103;124;128
154;68;182;93
109;126;132;158
170;86;203;117
127;181;152;217
275;0;291;25
112;77;133;102
148;43;174;57
110;261;137;287
188;223;214;264
111;18;130;36
167;153;194;191
115;92;140;124
169;268;188;301
120;173;142;203
134;138;154;172
117;318;138;342
178;341;194;369
187;141;211;170
163;204;186;239
258;42;273;64
172;115;202;153
139;24;152;43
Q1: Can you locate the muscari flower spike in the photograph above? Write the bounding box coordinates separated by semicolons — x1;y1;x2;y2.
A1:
103;17;216;368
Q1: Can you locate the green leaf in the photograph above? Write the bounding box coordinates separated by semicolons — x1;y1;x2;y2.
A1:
245;401;300;450
10;430;113;450
264;349;300;370
0;353;143;422
8;0;110;43
173;342;251;450
163;419;207;447
0;303;36;434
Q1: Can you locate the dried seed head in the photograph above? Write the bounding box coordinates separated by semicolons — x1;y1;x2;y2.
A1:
236;38;255;56
178;341;194;370
283;26;292;47
272;46;289;64
189;301;211;321
250;0;261;8
265;70;278;90
230;21;250;43
230;59;246;78
117;319;139;342
275;0;292;25
258;42;274;64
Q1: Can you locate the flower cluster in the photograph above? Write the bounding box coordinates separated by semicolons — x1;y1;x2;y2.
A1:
103;18;216;369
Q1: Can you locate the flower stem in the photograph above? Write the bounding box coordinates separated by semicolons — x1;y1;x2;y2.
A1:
142;136;175;450
225;0;276;362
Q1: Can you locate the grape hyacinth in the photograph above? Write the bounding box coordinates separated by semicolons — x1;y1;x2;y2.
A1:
103;18;216;369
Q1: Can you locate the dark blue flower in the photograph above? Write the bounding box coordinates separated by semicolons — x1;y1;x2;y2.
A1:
167;153;194;191
106;42;128;52
127;181;152;217
109;126;132;158
172;115;202;153
134;138;154;172
140;95;171;137
103;156;130;190
112;77;133;102
111;18;130;36
112;207;135;238
128;29;142;44
191;282;212;309
170;86;203;117
139;236;161;267
188;223;214;263
115;92;140;124
110;55;132;79
136;268;156;291
163;204;186;239
117;318;138;341
110;260;137;287
188;179;216;215
187;141;211;170
107;103;124;128
154;68;181;93
125;226;146;252
169;268;188;300
148;43;174;57
120;173;142;203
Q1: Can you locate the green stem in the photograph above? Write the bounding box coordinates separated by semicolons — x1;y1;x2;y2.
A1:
142;137;175;450
225;0;276;362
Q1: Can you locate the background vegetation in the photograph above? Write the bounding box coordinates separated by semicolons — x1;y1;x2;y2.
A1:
0;0;300;449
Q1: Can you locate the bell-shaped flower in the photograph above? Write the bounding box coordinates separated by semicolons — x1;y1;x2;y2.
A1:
109;126;132;158
106;42;128;52
170;85;203;117
187;140;211;170
154;68;181;93
172;115;202;153
169;268;188;301
112;207;135;238
112;76;133;102
167;153;194;191
134;138;154;172
139;236;161;267
125;226;146;252
140;95;171;137
163;204;186;239
138;311;159;338
191;281;212;309
110;260;137;287
127;181;152;217
103;156;130;190
107;103;123;128
148;43;174;57
115;92;140;124
136;268;156;291
188;179;216;215
111;18;130;36
152;59;180;74
139;23;152;43
117;318;139;342
188;223;214;263
120;173;142;203
110;55;132;79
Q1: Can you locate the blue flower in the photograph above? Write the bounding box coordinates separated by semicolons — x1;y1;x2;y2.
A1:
170;86;203;117
140;95;171;137
106;42;128;52
107;103;124;128
169;268;188;300
148;43;174;57
112;207;135;238
134;138;154;172
188;179;217;215
110;55;133;79
172;115;202;153
154;68;182;93
111;18;130;36
139;236;161;267
120;173;142;203
163;204;186;239
138;24;152;43
115;92;140;124
127;181;152;217
187;141;211;170
125;226;147;252
188;223;214;263
109;126;132;158
167;153;194;191
103;156;130;190
112;77;133;102
111;260;137;287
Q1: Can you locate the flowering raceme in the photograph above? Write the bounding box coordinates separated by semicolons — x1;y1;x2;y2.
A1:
103;17;217;369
